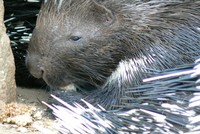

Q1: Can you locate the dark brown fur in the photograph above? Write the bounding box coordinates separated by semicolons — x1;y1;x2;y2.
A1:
26;0;200;109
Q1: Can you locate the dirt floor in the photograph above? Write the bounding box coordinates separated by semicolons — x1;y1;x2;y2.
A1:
0;87;58;134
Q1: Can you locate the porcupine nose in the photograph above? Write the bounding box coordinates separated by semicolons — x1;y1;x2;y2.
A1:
26;55;45;79
31;66;45;79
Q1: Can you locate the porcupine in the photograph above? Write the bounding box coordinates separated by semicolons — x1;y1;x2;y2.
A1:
26;0;200;110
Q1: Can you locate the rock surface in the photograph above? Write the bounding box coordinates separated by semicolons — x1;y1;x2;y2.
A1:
0;0;16;104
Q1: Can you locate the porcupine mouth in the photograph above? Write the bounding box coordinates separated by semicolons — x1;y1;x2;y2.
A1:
41;71;76;91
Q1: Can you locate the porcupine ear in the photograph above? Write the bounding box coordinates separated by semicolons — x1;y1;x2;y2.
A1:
90;0;115;25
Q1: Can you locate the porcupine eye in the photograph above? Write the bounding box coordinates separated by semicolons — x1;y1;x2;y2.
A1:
70;36;82;41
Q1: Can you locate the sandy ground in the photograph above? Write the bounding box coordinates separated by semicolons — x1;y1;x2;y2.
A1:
0;87;58;134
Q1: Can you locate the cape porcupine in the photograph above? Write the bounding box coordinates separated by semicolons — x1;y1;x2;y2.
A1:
26;0;200;110
46;58;200;134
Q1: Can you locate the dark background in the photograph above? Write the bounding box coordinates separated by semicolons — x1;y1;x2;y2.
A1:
4;0;45;88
